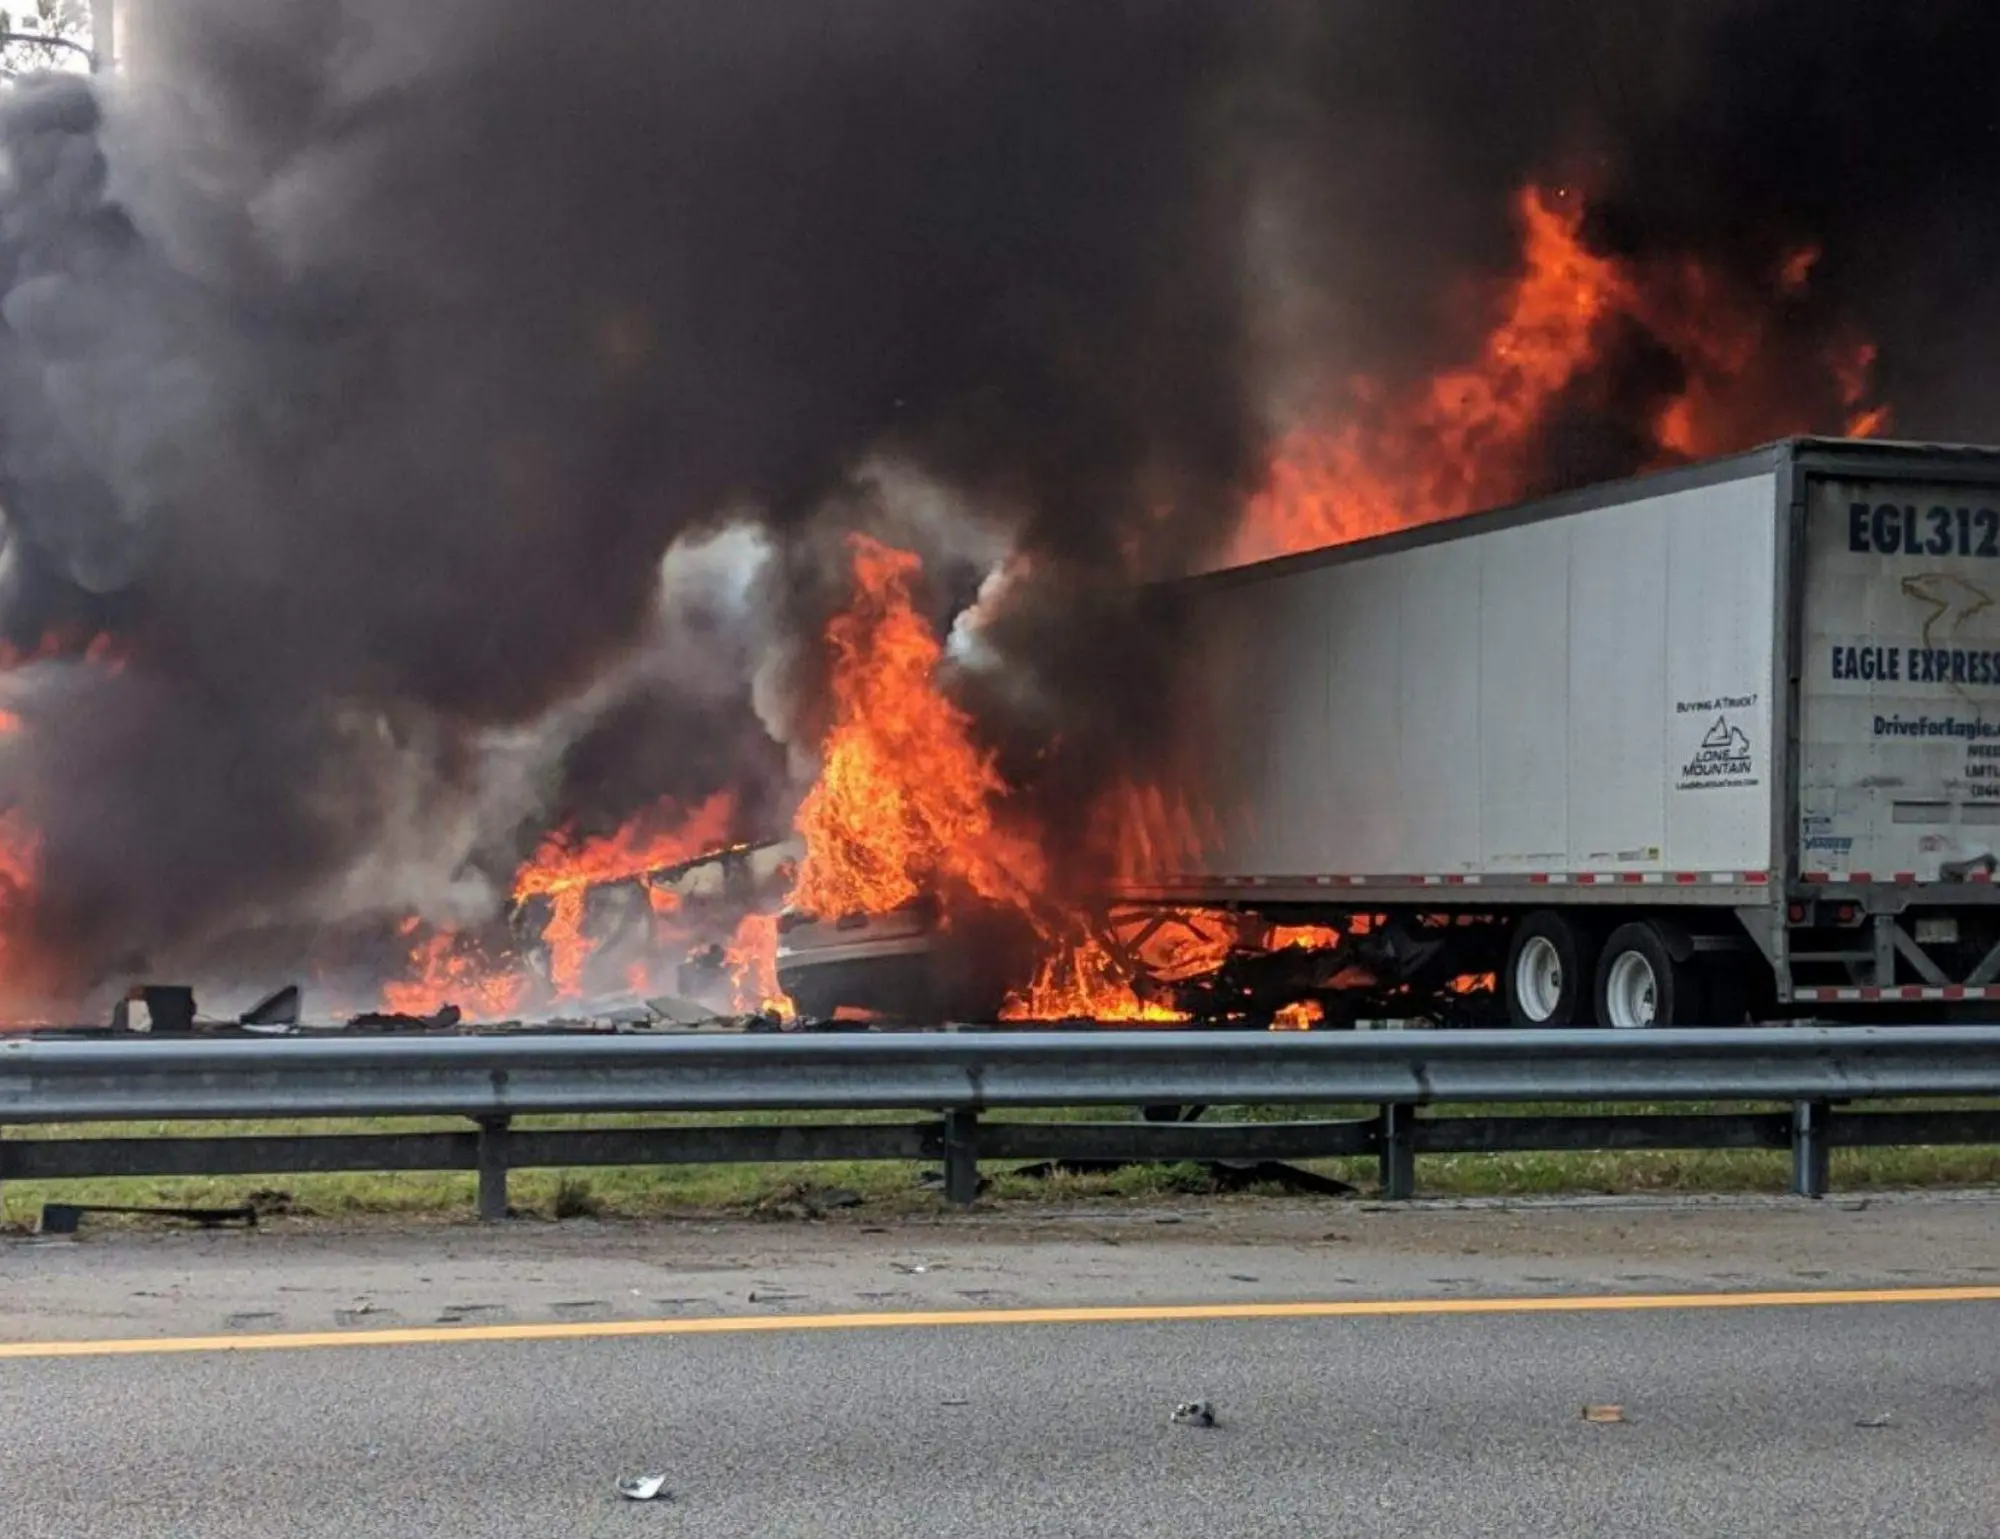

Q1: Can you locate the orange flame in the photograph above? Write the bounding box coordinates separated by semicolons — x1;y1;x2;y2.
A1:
513;790;736;997
724;911;795;1019
379;922;527;1020
789;535;1044;921
1001;931;1186;1023
1267;923;1342;951
1238;186;1624;560
790;539;1184;1021
1271;999;1323;1030
1237;184;1890;561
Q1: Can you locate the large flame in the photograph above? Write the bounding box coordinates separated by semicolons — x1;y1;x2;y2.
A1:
1236;185;1890;561
788;534;1044;919
788;537;1189;1021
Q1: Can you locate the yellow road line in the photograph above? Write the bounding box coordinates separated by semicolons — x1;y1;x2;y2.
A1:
2;1285;1996;1360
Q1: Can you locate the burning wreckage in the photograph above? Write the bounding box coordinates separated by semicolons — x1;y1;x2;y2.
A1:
0;4;1993;1036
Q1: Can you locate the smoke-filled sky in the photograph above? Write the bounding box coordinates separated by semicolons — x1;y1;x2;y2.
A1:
0;0;1997;999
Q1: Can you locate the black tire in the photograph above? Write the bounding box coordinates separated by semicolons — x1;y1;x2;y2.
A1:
1504;911;1596;1026
1594;920;1704;1029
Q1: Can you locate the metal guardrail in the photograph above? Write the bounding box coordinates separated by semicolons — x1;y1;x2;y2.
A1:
2;1027;1998;1216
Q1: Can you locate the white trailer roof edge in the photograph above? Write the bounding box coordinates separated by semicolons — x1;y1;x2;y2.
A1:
1183;437;2000;598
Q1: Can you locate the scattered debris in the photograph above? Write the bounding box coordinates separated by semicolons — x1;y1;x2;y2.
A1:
1227;1274;1260;1283
111;983;197;1034
1009;1155;1354;1197
344;1004;463;1032
941;1397;970;1407
244;1188;298;1217
888;1261;930;1275
38;1201;257;1236
748;1181;863;1221
1854;1412;1895;1429
616;1475;670;1502
645;995;721;1026
1582;1404;1625;1424
239;984;302;1028
1170;1401;1217;1428
1009;1158;1131;1181
1207;1160;1358;1197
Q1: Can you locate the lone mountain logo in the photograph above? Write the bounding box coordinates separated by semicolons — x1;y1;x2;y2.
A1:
1679;715;1755;789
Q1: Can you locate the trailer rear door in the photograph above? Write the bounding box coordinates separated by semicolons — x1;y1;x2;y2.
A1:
1799;476;2000;881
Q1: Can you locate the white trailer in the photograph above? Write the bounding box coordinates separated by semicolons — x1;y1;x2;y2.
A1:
1121;437;2000;1026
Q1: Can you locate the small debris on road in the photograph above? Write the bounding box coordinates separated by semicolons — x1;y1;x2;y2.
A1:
1854;1412;1895;1429
889;1261;930;1275
1582;1404;1625;1424
1170;1401;1217;1428
616;1475;670;1502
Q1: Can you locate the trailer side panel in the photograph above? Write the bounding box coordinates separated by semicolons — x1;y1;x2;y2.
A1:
1192;472;1779;885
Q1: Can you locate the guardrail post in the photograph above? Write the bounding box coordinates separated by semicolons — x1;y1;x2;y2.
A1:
1790;1099;1831;1199
1378;1104;1416;1200
942;1109;980;1205
475;1115;511;1221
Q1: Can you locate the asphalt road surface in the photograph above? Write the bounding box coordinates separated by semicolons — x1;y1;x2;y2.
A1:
4;1294;1998;1535
3;1198;1998;1536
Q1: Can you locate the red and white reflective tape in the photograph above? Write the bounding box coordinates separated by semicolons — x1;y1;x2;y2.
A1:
1793;984;2000;1003
1183;871;1767;890
1802;870;1993;885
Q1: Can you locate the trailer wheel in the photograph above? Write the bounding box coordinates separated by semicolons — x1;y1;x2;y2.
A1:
1594;921;1701;1029
1504;912;1595;1026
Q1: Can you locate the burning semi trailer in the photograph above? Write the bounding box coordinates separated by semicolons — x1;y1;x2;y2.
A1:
779;437;2000;1032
